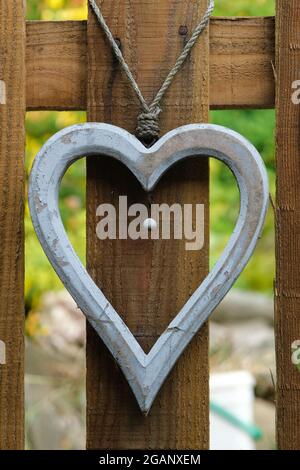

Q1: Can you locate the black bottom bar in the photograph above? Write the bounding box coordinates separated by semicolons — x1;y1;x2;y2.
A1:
0;450;299;467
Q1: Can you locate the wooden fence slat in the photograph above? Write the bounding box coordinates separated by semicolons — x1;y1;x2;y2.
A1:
86;0;209;449
25;17;275;111
210;16;275;109
26;21;87;112
275;0;300;450
0;0;25;450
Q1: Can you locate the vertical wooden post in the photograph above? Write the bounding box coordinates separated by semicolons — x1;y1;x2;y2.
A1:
0;0;25;450
275;0;300;450
86;0;209;449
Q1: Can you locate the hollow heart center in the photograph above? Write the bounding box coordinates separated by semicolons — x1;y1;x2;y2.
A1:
85;157;211;353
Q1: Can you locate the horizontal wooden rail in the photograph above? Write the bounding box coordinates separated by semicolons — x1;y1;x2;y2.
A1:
26;16;275;111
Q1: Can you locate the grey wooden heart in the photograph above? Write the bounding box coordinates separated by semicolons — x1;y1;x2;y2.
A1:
28;123;269;414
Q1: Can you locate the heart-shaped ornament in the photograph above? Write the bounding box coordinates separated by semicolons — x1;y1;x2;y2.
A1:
29;123;269;414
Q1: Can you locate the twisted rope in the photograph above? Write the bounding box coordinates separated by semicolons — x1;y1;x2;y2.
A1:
88;0;214;144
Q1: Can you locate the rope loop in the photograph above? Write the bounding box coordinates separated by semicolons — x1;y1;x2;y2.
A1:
88;0;214;145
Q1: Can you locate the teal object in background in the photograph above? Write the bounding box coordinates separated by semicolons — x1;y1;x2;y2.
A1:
210;401;263;441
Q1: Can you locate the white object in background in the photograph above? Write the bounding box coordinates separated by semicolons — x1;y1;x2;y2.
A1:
210;371;256;450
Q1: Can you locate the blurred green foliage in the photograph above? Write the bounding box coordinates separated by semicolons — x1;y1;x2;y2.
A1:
26;0;87;20
210;110;275;293
25;0;275;317
25;111;86;314
213;0;274;16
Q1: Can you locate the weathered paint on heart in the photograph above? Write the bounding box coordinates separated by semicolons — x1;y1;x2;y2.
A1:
28;123;269;414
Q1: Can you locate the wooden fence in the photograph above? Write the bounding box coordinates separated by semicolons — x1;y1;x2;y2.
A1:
0;0;299;450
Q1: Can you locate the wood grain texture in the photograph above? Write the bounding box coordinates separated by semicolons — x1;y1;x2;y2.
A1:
0;0;25;450
86;0;209;449
26;21;87;111
26;17;275;111
275;0;300;450
210;16;275;109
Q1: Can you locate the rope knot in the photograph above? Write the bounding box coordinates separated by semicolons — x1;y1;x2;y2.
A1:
136;108;161;145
